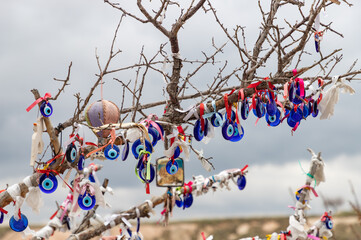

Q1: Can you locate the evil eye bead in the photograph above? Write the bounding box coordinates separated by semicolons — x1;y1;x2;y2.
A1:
289;82;295;102
78;154;85;171
183;193;193;209
325;218;333;230
315;34;320;52
88;173;95;183
132;139;152;159
303;104;310;118
287;116;298;128
104;144;120;160
193;119;209;141
39;172;58;194
0;211;3;224
9;214;28;232
312;101;319;117
241;99;249;120
222;120;234;141
154;122;164;141
173;146;181;159
166;160;179;175
211;112;223;127
237;175;247;190
78;193;96;211
147;127;159;147
138;163;155;183
176;197;183;208
253;98;265;118
290;107;303;123
266;109;281;127
66;143;77;163
40;101;53;117
230;123;244;142
266;100;277;116
295;188;302;201
122;140;129;161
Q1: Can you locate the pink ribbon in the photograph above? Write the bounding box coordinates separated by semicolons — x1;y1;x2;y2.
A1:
307;235;320;240
60;194;73;221
141;115;164;140
26;92;51;112
299;185;318;197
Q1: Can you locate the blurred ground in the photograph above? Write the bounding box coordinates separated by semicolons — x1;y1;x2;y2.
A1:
1;213;360;240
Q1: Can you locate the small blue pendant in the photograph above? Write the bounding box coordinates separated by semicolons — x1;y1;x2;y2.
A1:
9;214;28;232
40;101;53;117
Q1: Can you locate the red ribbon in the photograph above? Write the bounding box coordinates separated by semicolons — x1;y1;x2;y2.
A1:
199;103;205;131
223;89;235;121
26;93;51;112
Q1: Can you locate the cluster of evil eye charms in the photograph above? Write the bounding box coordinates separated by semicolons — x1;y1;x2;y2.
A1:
136;157;155;183
39;173;58;194
9;214;28;232
78;193;96;211
40;101;53;117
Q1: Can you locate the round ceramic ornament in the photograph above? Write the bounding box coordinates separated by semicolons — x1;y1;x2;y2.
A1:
39;172;58;194
266;109;281;127
132;139;153;159
78;193;96;210
166;160;179;175
9;214;28;232
325;218;333;229
104;144;120;160
241;99;249;120
211;112;223;127
78;154;85;171
66;143;77;163
312;101;319;117
85;100;120;138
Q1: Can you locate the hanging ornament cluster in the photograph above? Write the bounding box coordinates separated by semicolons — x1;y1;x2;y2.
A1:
26;93;53;117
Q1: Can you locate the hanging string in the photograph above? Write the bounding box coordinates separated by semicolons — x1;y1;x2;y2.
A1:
101;78;104;101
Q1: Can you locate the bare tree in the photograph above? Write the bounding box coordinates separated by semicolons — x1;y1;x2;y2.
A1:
0;0;359;239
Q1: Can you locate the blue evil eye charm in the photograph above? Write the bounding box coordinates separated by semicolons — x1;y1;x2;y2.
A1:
183;194;193;209
40;101;53;117
122;140;129;161
237;175;246;190
66;143;77;163
132;139;153;159
9;214;28;232
166;160;179;175
211;112;223;127
39;173;58;194
173;146;181;159
222;120;234;141
312;101;319;117
88;174;95;183
266;109;281;127
295;188;302;201
78;154;85;171
325;218;333;229
176;197;183;208
78;193;96;211
315;34;320;52
147;127;159;147
287;116;298;128
253;98;265;118
104;144;120;160
193;119;209;142
0;211;4;224
241;99;249;120
138;163;155;183
289;82;295;102
153;122;164;141
266;99;277;116
230;123;244;142
303;104;310;118
290;107;303;123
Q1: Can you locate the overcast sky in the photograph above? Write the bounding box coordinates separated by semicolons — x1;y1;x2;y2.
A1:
0;0;361;226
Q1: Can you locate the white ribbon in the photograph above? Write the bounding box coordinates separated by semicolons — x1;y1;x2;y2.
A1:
318;75;355;120
30;117;44;166
64;123;81;147
23;176;43;214
192;148;212;172
176;104;199;122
